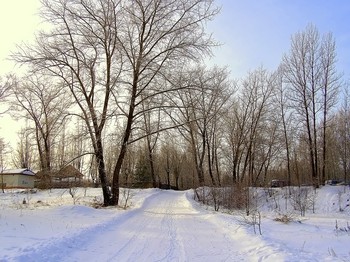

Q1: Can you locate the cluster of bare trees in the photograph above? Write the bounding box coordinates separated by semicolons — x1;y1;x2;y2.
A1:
281;25;340;186
3;0;219;206
0;0;348;206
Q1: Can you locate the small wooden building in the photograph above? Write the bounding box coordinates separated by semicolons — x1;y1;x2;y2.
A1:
53;165;84;182
35;165;84;188
0;168;36;189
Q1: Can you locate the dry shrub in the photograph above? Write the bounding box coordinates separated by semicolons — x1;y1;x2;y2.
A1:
274;213;294;224
194;184;250;213
221;184;248;211
290;187;316;216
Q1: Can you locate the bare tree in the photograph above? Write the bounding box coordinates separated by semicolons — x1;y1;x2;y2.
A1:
14;0;122;205
156;132;185;189
282;25;320;185
170;77;206;186
12;127;35;169
55;119;90;174
204;68;232;187
168;66;231;186
170;140;186;190
319;32;340;183
334;87;350;184
11;75;71;172
110;0;218;204
14;0;218;205
274;69;294;187
224;98;247;184
231;68;276;186
140;92;163;188
282;24;340;186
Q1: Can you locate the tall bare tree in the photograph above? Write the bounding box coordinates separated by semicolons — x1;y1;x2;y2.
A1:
224;68;276;186
334;88;350;184
14;0;218;205
138;89;164;187
11;75;71;172
274;68;294;186
168;66;231;186
282;24;340;185
319;32;340;183
224;99;246;184
14;0;122;205
12;127;35;169
110;0;218;204
241;68;277;186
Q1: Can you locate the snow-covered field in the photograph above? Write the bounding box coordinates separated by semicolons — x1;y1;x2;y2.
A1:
0;186;349;261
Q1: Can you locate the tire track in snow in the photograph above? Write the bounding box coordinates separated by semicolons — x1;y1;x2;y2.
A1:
153;196;186;262
106;190;187;262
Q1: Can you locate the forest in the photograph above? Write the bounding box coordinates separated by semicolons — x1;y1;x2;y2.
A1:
0;0;348;206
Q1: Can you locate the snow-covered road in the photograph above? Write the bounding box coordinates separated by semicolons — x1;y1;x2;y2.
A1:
7;190;285;262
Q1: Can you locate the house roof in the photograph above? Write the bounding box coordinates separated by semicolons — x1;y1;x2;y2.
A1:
36;165;83;179
1;168;36;176
55;165;83;179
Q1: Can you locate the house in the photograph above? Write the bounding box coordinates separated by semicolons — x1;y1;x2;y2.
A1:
0;168;36;189
53;165;84;182
35;165;84;188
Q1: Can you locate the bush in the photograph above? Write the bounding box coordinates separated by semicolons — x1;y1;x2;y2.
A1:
290;187;316;216
274;213;294;224
194;185;249;212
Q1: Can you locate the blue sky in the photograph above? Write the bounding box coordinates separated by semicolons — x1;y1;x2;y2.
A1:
0;0;349;79
1;0;350;150
207;0;350;79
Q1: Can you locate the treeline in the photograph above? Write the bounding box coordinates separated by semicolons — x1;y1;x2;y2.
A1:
0;0;348;206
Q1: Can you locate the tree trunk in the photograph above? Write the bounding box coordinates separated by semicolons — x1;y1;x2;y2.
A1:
111;77;137;205
206;138;216;186
95;137;112;206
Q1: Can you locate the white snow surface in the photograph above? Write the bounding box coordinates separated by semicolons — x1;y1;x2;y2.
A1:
0;186;349;261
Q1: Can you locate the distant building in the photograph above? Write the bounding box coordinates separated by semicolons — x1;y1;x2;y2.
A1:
325;179;341;186
0;168;36;189
270;179;287;188
52;165;84;183
35;165;84;188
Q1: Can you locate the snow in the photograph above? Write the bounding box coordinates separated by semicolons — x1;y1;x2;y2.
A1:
0;186;349;261
1;169;35;176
